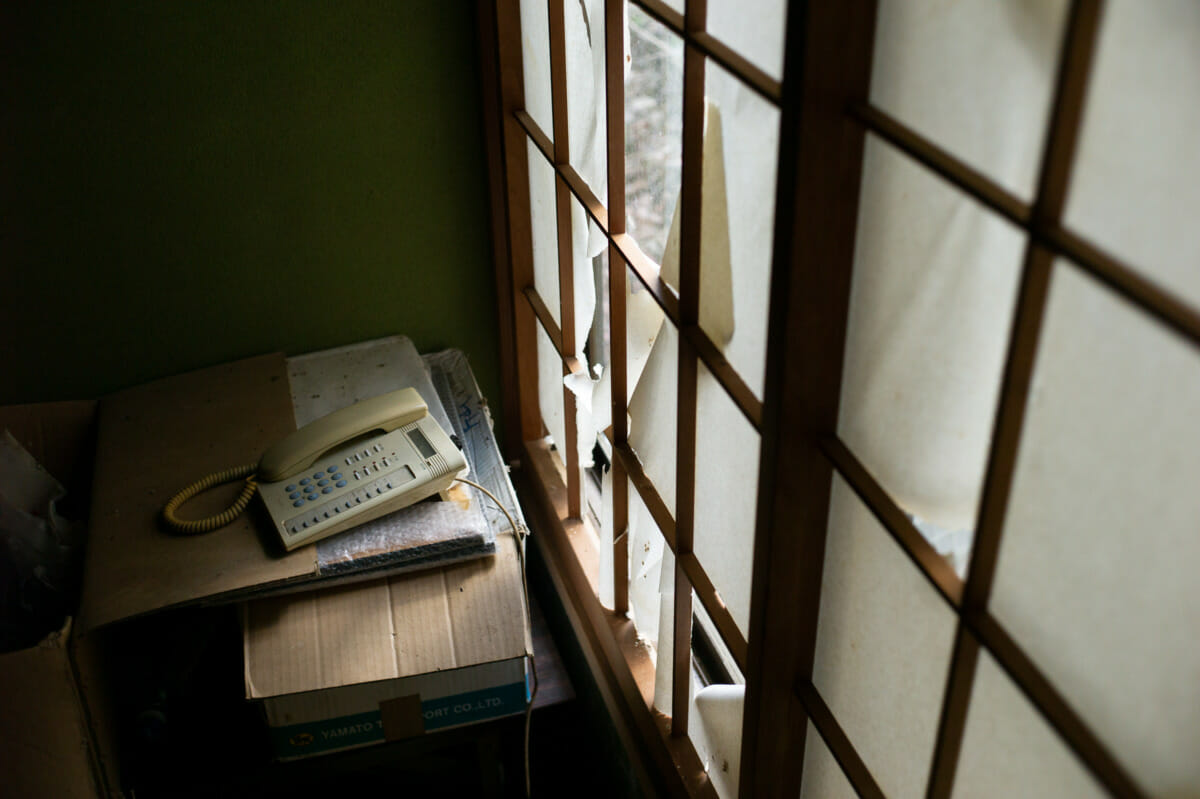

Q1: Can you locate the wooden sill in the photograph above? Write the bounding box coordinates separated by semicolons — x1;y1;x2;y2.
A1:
516;438;717;799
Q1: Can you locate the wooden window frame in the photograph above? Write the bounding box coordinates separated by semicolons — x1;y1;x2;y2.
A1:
479;0;1190;796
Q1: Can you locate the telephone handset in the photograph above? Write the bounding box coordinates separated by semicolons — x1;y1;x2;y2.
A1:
162;388;469;551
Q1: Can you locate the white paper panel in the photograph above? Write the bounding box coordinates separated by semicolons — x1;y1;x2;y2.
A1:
839;137;1025;535
690;682;744;799
627;318;678;517
693;361;758;636
954;647;1107;799
871;0;1068;200
813;475;958;798
699;61;778;400
707;0;786;81
536;323;566;459
629;478;667;648
625;4;683;268
519;0;553;142
652;544;678;716
1064;0;1200;310
565;0;606;198
798;722;859;799
527;138;560;328
568;197;597;361
565;199;601;472
991;262;1200;796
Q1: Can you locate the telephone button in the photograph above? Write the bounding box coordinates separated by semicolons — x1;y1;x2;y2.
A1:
289;491;301;500
317;479;329;486
299;478;311;485
336;480;347;488
322;486;333;494
332;472;343;480
286;484;297;492
313;472;325;479
292;500;305;507
303;485;316;493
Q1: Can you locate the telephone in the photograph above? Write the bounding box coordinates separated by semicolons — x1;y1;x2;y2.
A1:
162;388;468;551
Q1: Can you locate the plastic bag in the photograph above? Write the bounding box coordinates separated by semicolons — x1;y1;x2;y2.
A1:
0;430;80;652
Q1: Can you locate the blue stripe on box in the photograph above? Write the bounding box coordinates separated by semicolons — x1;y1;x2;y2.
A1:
271;680;529;758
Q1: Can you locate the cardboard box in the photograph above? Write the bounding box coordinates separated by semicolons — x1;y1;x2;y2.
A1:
243;524;532;760
238;342;533;761
0;400;112;798
12;338;528;789
78;339;503;633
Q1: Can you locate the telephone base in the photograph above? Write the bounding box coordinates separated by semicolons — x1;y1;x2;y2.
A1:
260;414;468;552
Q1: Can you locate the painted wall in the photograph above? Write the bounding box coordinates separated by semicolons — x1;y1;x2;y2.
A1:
0;2;500;414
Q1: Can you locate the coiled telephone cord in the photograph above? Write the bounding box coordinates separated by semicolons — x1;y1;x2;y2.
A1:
161;463;259;535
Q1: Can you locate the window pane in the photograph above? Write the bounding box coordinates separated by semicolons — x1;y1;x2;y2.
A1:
625;4;683;269
693;360;758;636
798;722;858;799
565;199;601;475
991;261;1200;795
627;291;677;517
519;0;554;141
1064;0;1200;309
870;0;1069;199
839;136;1025;573
628;480;669;650
812;475;957;798
568;185;599;360
536;322;566;458
565;0;607;198
707;0;786;82
698;60;779;400
527;138;560;329
954;646;1107;799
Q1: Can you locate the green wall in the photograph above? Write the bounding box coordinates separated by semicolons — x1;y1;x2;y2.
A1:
0;2;500;415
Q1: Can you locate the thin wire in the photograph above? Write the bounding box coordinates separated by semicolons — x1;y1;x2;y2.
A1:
455;477;539;798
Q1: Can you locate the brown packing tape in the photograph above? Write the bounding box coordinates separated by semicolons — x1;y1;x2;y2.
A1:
380;693;425;741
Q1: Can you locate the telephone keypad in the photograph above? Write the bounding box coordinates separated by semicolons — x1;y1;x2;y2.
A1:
281;466;419;536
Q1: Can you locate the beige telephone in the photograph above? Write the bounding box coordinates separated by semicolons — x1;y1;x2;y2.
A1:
162;388;468;551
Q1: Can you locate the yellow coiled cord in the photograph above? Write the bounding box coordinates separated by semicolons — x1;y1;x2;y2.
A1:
161;463;259;535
